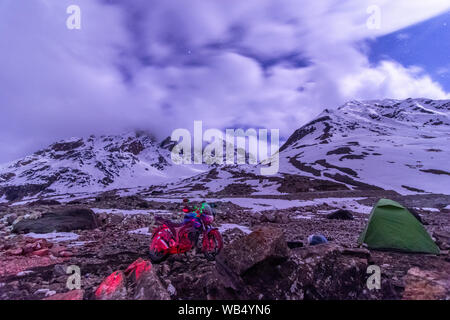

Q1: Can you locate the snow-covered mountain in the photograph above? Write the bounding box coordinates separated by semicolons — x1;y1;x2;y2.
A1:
277;98;450;194
1;98;449;201
154;98;450;197
0;132;207;201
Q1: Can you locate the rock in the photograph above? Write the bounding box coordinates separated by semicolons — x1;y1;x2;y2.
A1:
34;288;55;296
260;212;277;223
108;213;124;225
23;243;36;254
340;247;371;259
33;239;53;250
275;213;290;224
58;250;73;257
133;268;171;300
114;258;171;300
13;208;98;234
286;241;303;249
44;289;84;300
433;231;450;250
212;237;369;300
289;243;369;300
50;245;67;256
326;209;354;220
216;227;289;292
95;271;127;300
6;214;17;225
167;283;176;296
7;248;23;256
402;267;450;300
32;248;49;256
53;264;68;276
124;258;152;282
29;199;61;206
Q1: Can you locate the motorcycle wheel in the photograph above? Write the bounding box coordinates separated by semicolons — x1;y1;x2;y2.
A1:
149;235;169;263
149;248;168;263
202;229;223;261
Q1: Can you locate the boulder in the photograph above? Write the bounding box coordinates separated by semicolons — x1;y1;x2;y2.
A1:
326;209;354;220
215;227;289;294
260;212;277;223
94;270;127;300
124;258;170;300
44;289;84;300
13;208;98;234
124;258;152;282
402;267;450;300
6;214;18;225
7;248;23;256
213;231;369;299
433;231;450;250
29;199;61;206
288;243;369;300
286;241;303;249
58;250;73;257
133;268;171;300
32;248;49;257
50;245;68;257
94;258;170;300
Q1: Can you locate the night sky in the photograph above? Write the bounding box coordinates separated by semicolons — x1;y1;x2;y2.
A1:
0;0;449;163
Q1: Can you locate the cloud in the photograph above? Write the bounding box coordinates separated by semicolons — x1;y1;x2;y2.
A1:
0;0;449;162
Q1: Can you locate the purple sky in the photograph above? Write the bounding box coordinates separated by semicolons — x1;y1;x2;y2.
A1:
1;0;449;163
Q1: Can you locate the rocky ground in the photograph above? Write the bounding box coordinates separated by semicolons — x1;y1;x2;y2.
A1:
0;191;449;300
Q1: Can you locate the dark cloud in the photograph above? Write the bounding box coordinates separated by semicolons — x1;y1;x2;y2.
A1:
0;0;449;163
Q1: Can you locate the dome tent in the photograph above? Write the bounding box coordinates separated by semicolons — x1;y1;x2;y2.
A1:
358;199;440;254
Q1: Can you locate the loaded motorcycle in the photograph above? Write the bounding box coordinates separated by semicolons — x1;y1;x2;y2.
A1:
149;206;223;263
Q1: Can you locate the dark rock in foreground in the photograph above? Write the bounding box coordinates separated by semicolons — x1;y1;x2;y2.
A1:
213;227;369;299
13;208;98;234
327;209;354;220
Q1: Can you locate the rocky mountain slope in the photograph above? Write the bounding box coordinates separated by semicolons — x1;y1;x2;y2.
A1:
159;98;450;197
1;98;449;202
0;193;449;300
277;98;450;194
0;132;207;201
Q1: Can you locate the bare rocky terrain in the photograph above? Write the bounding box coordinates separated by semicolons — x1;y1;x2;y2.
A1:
0;190;449;300
0;98;448;300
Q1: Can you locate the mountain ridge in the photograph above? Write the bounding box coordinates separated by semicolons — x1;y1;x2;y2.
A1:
1;98;449;201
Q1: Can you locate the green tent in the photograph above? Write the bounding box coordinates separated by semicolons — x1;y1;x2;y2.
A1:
358;199;440;254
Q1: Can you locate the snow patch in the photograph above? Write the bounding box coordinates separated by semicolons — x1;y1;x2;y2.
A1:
128;227;152;236
24;231;79;242
218;223;252;234
91;208;173;215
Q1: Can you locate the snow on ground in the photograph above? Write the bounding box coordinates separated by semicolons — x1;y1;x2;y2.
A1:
292;215;313;220
91;208;173;215
9;197;35;206
67;241;94;247
414;207;441;212
145;197;373;213
128;227;152;236
8;193;98;206
218;223;252;234
24;232;80;242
